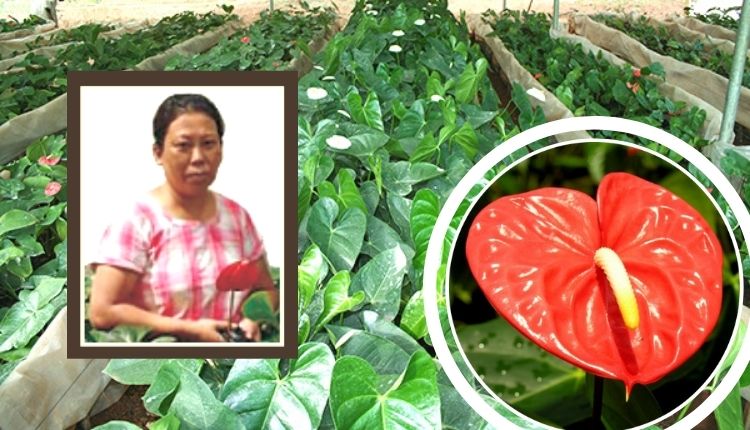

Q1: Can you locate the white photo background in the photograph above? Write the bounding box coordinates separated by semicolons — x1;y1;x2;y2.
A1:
80;85;285;268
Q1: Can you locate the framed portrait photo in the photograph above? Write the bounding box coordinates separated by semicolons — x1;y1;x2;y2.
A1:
66;71;297;358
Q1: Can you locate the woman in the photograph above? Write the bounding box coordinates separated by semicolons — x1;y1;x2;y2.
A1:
89;93;277;342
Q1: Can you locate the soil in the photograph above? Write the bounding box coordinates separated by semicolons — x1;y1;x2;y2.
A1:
81;385;156;430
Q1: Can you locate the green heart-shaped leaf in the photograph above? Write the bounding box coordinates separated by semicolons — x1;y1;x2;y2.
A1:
307;197;366;272
221;342;335;430
330;350;440;430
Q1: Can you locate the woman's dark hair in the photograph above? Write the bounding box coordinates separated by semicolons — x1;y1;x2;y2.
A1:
152;94;225;148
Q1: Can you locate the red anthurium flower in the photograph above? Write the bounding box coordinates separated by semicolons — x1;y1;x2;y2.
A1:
44;181;62;196
632;68;641;78
38;155;61;166
216;259;264;292
533;72;543;80
466;172;723;396
240;36;250;44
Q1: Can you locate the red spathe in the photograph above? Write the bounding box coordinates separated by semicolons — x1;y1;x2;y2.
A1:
465;172;723;394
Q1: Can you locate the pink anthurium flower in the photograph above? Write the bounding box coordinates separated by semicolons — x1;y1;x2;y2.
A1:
466;172;723;396
38;155;60;166
44;181;62;196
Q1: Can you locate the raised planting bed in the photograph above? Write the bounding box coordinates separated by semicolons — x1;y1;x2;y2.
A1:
0;134;68;386
686;6;741;32
0;8;241;165
165;4;338;73
569;13;750;132
0;15;49;35
479;10;716;154
593;14;749;88
0;23;114;60
0;7;236;126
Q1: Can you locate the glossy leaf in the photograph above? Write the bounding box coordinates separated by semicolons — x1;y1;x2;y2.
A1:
329;350;440;430
242;291;277;325
312;271;364;334
410;188;440;269
0;209;37;237
104;359;203;385
0;276;66;352
298;244;328;312
306;198;366;272
400;291;427;340
327;311;423;375
351;247;408;321
457;318;588;426
167;363;244;430
221;342;334;430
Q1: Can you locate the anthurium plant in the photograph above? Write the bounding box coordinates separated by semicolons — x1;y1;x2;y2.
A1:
466;172;723;395
0;134;67;385
0;14;47;33
165;3;336;71
484;10;711;152
0;7;236;125
451;142;744;429
593;14;750;88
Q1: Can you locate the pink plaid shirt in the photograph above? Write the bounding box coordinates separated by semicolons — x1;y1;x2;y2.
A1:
93;192;264;322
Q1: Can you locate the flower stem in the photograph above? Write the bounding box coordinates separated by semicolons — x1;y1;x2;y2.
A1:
593;376;604;428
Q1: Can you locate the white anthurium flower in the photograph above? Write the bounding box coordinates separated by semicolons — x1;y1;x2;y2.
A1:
337;109;351;119
430;94;444;102
367;9;379;16
321;75;336;81
431;13;441;19
306;87;328;100
392;30;405;37
414;18;426;26
389;44;403;53
313;65;324;71
526;87;546;102
326;135;352;150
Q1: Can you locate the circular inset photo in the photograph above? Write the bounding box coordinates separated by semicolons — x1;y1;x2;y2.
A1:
448;140;742;429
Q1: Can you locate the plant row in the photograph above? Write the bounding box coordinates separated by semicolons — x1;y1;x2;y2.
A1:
686;6;741;31
97;0;546;429
0;7;236;125
594;14;749;88
166;3;336;71
0;23;115;60
0;135;68;385
0;15;47;34
485;10;710;152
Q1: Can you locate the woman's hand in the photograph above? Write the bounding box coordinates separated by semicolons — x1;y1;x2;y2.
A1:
183;318;230;342
239;318;261;341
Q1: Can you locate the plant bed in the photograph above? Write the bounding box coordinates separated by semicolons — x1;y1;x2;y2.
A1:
0;134;68;386
165;3;338;73
568;13;750;132
593;14;749;88
0;7;240;165
669;14;739;43
0;23;115;60
480;10;714;153
0;7;237;127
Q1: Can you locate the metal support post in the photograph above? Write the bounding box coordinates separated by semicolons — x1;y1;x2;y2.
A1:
718;0;750;147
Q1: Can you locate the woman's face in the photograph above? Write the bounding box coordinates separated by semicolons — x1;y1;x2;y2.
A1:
154;111;223;198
